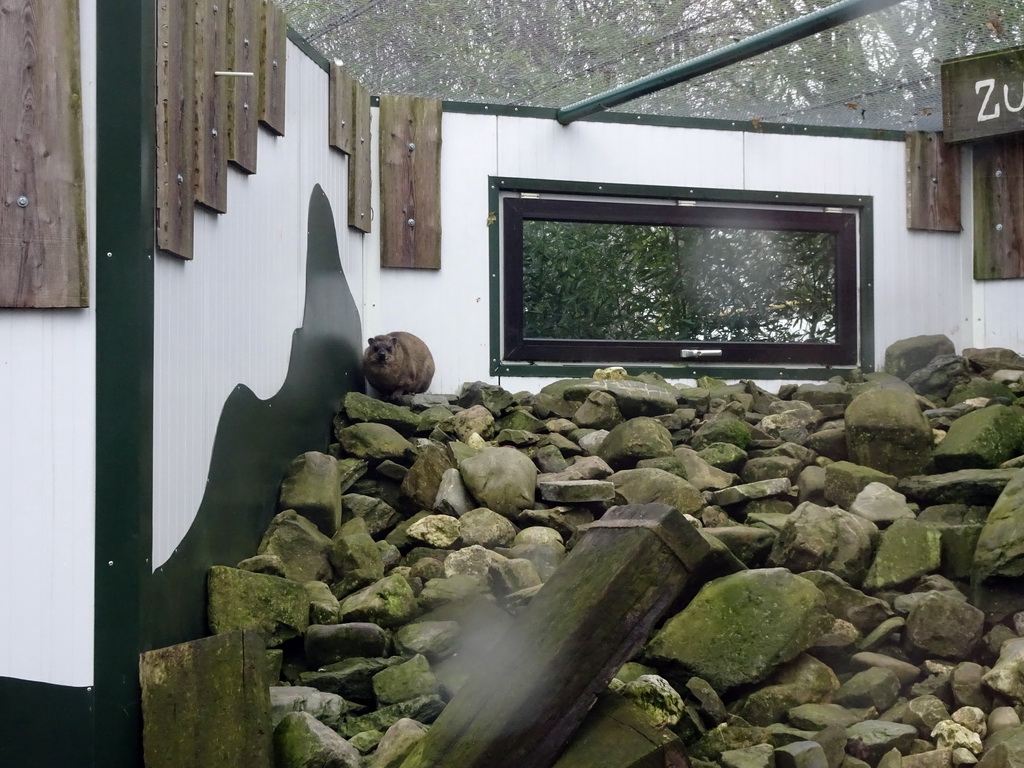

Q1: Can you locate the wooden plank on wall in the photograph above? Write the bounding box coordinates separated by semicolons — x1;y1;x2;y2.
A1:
194;0;229;213
348;80;372;233
906;131;961;232
973;135;1024;280
329;63;355;155
259;0;286;136
140;630;272;768
156;0;196;259
0;0;88;307
227;0;260;174
379;94;442;269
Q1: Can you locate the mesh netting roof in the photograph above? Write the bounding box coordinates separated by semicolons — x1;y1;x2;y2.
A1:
279;0;1022;132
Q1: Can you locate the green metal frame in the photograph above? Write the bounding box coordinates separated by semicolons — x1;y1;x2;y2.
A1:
488;176;875;382
556;0;907;125
94;0;156;766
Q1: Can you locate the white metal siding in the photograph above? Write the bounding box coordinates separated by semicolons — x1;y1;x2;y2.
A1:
152;43;353;569
0;0;97;687
375;113;982;395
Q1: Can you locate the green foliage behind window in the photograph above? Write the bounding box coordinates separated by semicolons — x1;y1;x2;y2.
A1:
522;220;837;344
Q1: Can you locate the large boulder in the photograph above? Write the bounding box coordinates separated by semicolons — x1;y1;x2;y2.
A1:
338;574;420;628
560;379;679;418
207;566;309;647
767;502;878;587
903;590;984;661
844;389;933;478
458;446;537;520
932;405;1024;472
905;355;971;402
336;423;416;464
274;711;362;768
257;509;335;583
972;468;1024;611
643;568;833;692
608;467;706;516
883;335;956;380
278;452;344;536
824;461;897;509
400;442;455;510
596;417;675;470
862;519;942;591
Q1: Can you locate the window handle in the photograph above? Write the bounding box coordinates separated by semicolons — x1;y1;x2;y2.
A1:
680;349;723;359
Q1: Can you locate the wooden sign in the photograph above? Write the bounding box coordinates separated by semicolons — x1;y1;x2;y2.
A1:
942;46;1024;144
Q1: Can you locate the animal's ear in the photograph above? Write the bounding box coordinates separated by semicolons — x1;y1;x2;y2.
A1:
367;337;374;345
388;336;397;344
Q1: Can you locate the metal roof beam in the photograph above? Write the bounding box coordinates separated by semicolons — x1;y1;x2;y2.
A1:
555;0;907;125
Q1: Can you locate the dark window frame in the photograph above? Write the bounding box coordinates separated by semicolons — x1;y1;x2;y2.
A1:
490;177;874;380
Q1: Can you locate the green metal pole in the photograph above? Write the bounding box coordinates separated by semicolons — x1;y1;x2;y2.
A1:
556;0;906;125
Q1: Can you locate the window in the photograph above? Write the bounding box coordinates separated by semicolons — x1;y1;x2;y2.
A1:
492;178;872;379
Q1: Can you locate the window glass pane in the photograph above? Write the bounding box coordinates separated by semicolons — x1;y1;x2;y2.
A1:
522;220;838;345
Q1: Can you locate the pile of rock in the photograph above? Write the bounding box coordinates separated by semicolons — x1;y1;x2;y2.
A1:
206;334;1024;768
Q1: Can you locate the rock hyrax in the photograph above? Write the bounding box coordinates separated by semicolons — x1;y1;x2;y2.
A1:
362;331;435;401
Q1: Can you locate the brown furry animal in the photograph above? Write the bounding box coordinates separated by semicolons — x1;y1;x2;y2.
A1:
362;331;435;400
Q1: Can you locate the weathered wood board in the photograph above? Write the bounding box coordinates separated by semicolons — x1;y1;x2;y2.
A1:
552;692;690;768
259;0;287;136
140;630;272;768
973;135;1024;280
194;0;229;213
905;132;961;232
0;0;89;307
399;503;713;768
348;80;372;233
942;46;1024;144
380;95;442;268
329;63;355;155
227;0;260;174
156;0;197;258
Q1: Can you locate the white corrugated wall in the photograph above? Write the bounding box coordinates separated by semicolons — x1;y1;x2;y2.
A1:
151;41;355;569
0;0;97;687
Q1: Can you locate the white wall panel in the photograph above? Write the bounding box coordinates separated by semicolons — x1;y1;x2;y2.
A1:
0;0;97;687
152;43;353;569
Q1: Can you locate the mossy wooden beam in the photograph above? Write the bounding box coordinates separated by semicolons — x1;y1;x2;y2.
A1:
140;630;272;768
973;135;1024;280
905;132;961;232
0;0;88;306
156;0;196;258
379;94;442;268
400;503;713;768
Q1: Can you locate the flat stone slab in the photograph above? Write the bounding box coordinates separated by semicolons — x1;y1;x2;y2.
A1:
711;478;792;507
538;479;615;503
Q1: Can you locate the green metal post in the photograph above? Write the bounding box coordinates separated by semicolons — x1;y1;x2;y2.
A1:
556;0;906;125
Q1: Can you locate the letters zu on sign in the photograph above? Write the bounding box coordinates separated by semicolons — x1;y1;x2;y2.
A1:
942;45;1024;144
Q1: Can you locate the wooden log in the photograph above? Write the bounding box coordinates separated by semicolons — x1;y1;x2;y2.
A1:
156;0;196;258
379;94;442;268
552;692;690;768
399;503;713;768
905;131;961;232
348;78;372;233
0;0;88;306
140;629;272;768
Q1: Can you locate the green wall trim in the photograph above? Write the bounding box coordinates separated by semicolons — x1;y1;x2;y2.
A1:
489;176;876;381
0;678;95;767
148;186;363;649
286;25;331;73
444;100;907;142
95;0;156;766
